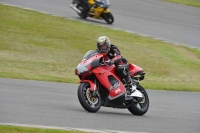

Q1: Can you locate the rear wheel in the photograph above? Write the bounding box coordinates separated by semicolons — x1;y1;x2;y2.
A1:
77;82;101;113
128;85;149;115
77;5;88;19
101;12;114;24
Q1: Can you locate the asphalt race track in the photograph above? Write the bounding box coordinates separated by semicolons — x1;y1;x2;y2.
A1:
0;78;200;133
0;0;200;133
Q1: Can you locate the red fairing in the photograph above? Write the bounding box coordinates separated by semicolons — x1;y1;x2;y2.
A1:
109;81;126;99
92;65;126;99
128;63;143;77
76;50;142;100
75;53;102;79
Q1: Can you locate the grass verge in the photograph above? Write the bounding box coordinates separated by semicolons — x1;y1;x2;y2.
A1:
163;0;200;7
0;4;200;91
0;125;86;133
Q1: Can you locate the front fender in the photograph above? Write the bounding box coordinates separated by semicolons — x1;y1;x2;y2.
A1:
80;80;95;91
103;9;110;13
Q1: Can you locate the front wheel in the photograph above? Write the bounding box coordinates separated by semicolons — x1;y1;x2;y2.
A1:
101;12;114;24
128;85;149;115
77;82;101;113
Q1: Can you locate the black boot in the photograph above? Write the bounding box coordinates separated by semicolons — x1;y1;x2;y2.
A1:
72;0;76;4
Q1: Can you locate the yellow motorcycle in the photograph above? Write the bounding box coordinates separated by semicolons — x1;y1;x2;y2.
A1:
70;0;114;24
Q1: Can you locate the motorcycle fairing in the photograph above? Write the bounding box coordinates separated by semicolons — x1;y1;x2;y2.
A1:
102;93;125;107
92;66;126;100
91;8;110;16
75;51;102;78
88;0;95;5
91;7;105;18
90;0;111;18
76;60;92;75
103;9;110;13
128;63;143;77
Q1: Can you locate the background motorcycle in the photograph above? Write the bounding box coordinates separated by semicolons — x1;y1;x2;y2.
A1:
70;0;114;24
75;50;149;115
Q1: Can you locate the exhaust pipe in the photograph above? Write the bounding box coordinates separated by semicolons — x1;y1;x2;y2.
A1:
70;4;81;14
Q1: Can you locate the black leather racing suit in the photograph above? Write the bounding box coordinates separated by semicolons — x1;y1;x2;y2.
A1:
74;0;91;12
104;44;132;85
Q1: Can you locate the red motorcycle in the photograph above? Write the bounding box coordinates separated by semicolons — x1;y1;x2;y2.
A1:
75;50;149;115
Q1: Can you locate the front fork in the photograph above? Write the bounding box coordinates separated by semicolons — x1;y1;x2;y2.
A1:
92;79;98;97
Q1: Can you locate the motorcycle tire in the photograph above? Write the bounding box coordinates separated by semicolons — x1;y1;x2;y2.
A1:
76;5;88;19
101;12;114;24
77;82;101;113
128;85;149;115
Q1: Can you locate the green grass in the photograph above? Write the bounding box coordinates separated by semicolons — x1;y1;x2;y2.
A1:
0;4;200;91
163;0;200;7
0;125;86;133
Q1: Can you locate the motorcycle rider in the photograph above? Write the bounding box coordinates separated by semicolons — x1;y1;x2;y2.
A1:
96;36;140;98
72;0;95;13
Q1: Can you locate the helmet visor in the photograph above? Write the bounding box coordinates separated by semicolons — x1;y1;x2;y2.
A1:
99;45;107;53
98;44;108;53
